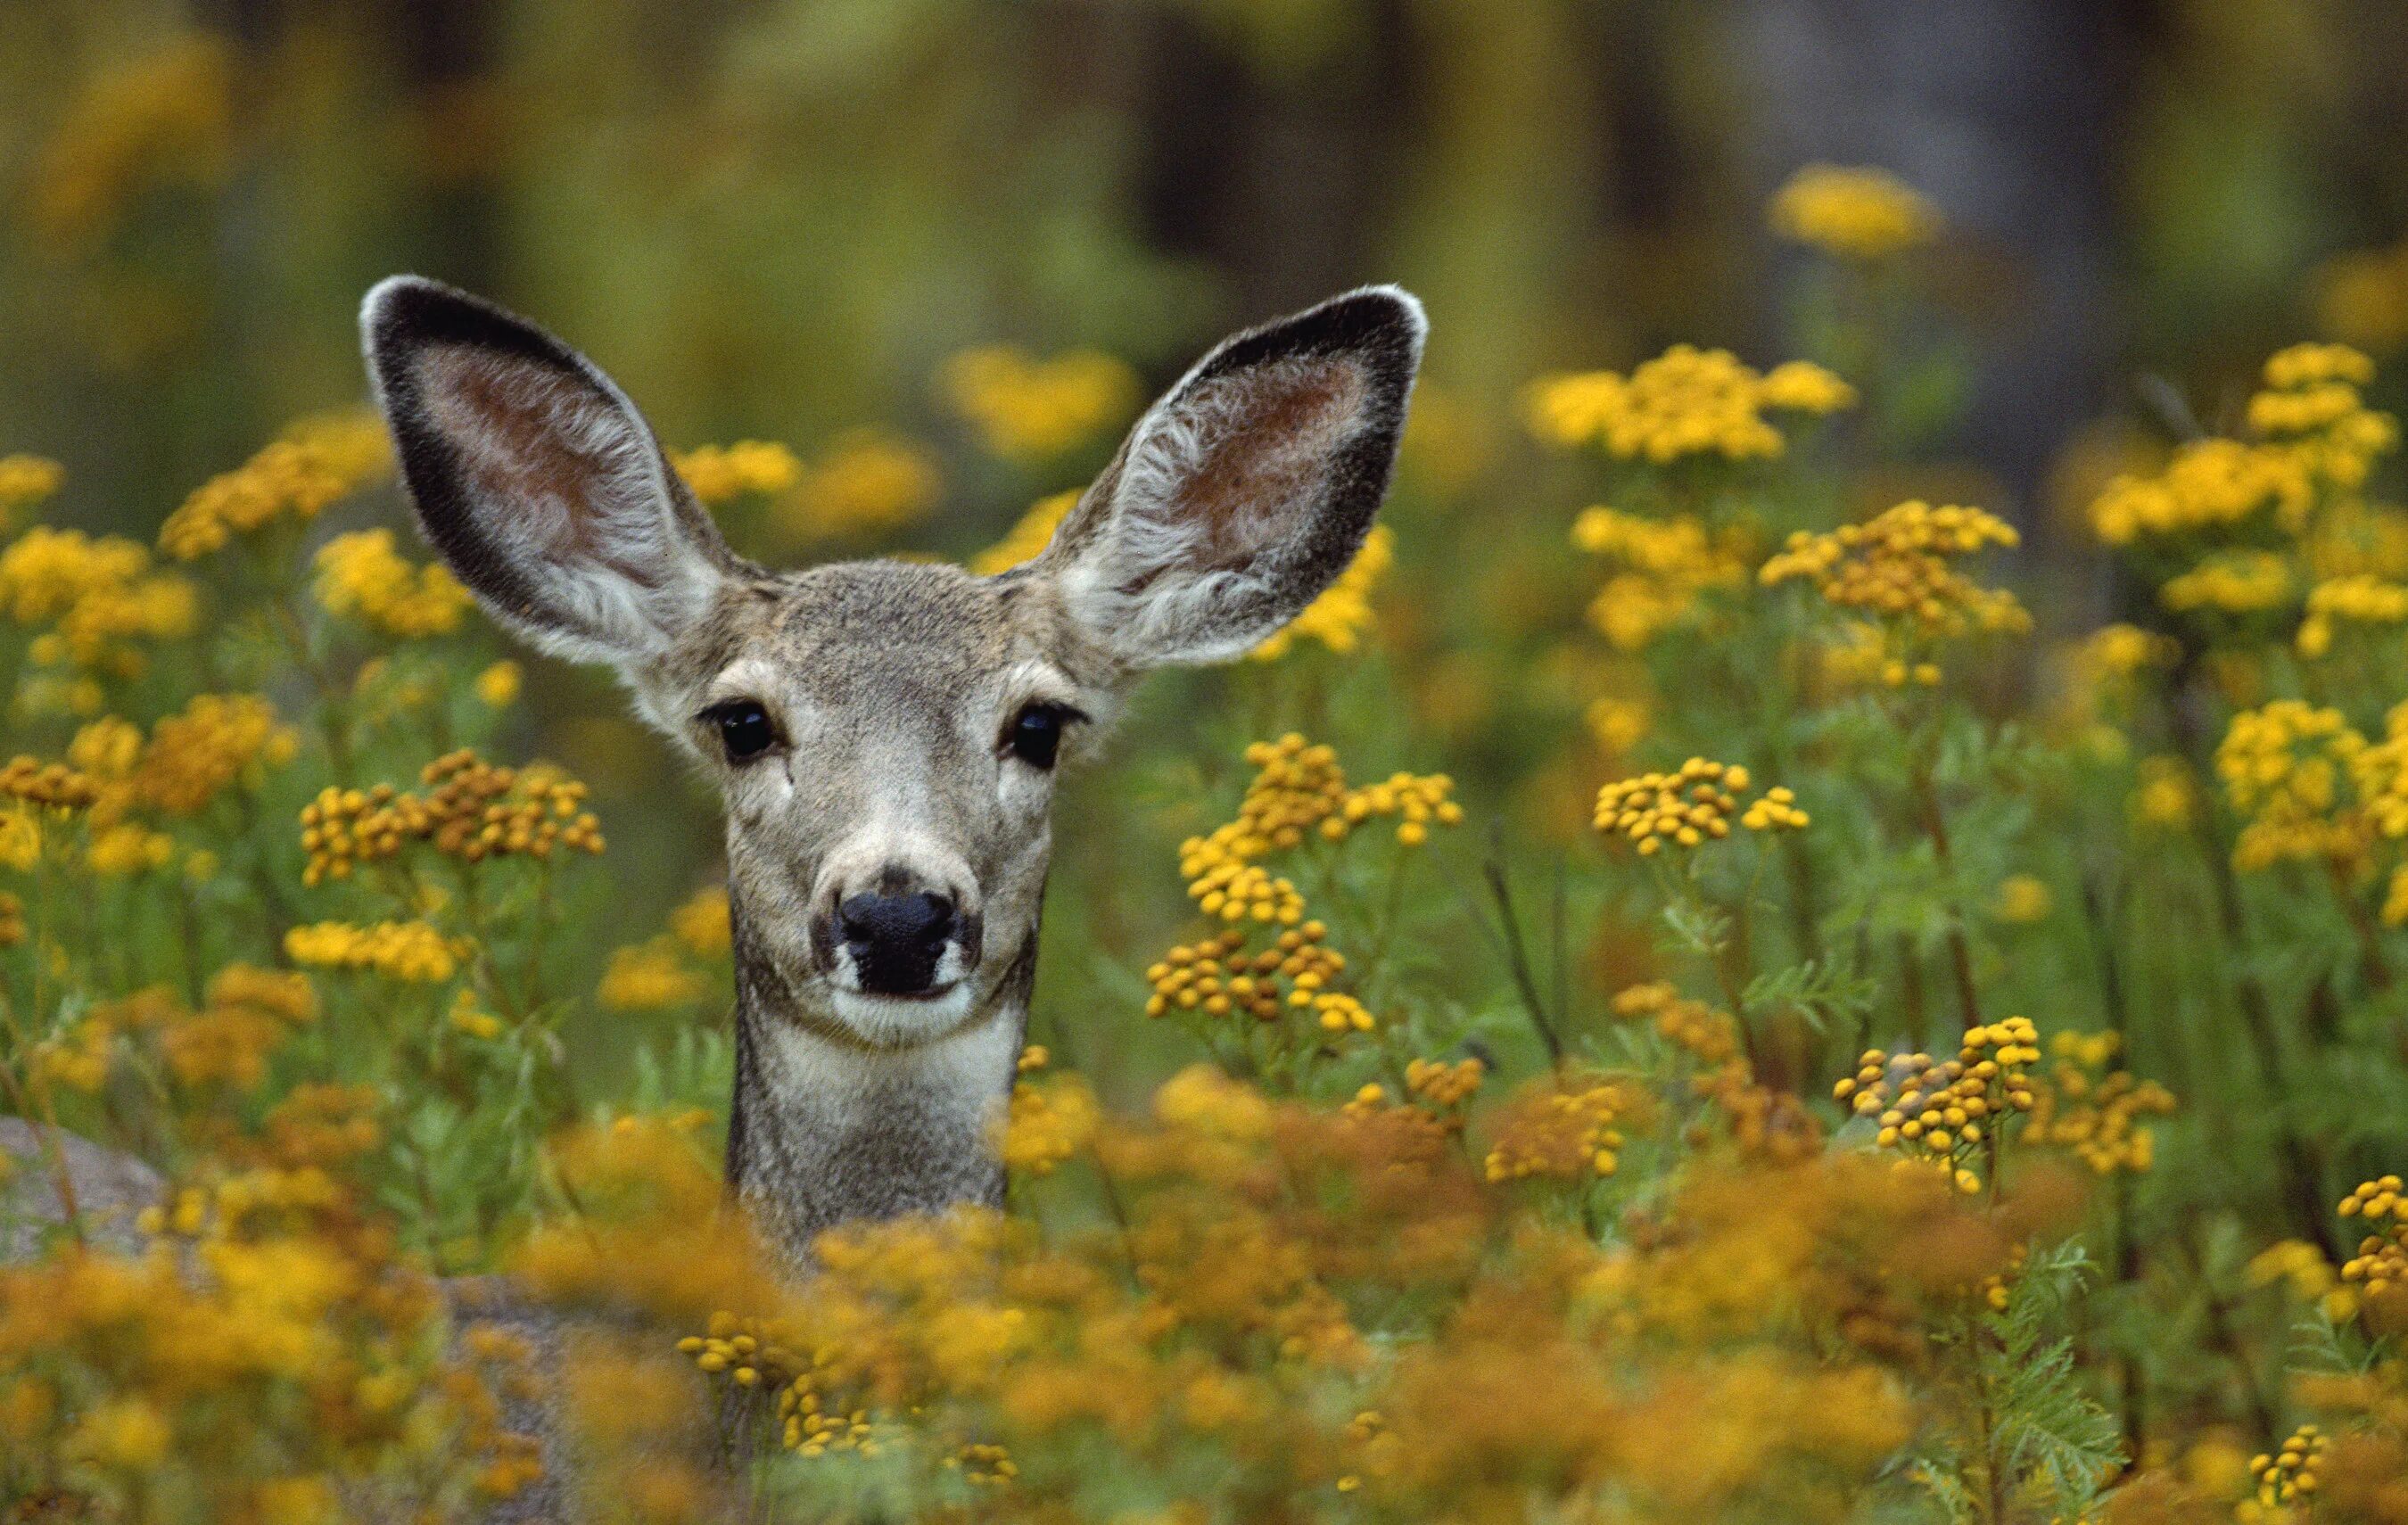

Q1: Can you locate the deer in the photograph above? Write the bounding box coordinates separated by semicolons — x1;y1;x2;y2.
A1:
356;275;1425;1268
0;278;1422;1519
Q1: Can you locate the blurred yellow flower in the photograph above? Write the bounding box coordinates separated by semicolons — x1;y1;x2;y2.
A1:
285;919;461;982
160;411;391;561
0;455;64;529
1992;875;2051;924
474;659;522;707
1769;164;1941;260
671;886;732;958
939;345;1139;460
314;529;471;638
782;429;942;543
599;936;706;1010
1526;346;1852;464
672;440;803;506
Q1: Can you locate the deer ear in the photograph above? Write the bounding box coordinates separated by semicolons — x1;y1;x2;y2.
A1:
1027;285;1424;669
360;276;747;667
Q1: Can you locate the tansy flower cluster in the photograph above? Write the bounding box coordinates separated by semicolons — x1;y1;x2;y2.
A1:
34;965;317;1096
1146;923;1345;1025
1833;1018;2041;1192
2297;572;2408;655
937;344;1140;460
2090;437;2313;547
313;528;471;638
1760;501;2028;663
1612;980;1742;1067
1591;757;1807;855
1769;163;1942;260
0;525;198;696
2250;1425;2330;1512
299;749;601;885
2214;700;2371;870
285;919;463;982
0;453;63;528
1524;344;1854;463
1481;1071;1634;1182
157;410;391;560
2338;1175;2408;1303
672;440;804;505
1569;507;1753;651
2023;1032;2177;1175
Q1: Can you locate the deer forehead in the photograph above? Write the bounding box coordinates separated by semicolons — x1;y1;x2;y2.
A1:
682;558;1094;723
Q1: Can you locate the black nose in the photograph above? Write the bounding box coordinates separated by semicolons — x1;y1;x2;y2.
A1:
837;891;957;995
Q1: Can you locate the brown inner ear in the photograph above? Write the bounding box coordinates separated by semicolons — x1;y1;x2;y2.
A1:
1171;358;1365;569
423;344;663;588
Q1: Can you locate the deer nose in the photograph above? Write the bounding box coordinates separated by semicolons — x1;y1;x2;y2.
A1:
836;891;958;995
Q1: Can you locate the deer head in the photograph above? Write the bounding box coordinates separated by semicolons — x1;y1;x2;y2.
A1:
360;276;1423;1248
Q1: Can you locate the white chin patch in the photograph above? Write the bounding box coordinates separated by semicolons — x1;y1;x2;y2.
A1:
829;984;978;1046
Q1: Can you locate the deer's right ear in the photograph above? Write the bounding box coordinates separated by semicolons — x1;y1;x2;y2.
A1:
360;276;746;667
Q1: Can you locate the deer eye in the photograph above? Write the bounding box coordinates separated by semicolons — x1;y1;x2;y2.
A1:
705;700;777;762
1005;703;1077;771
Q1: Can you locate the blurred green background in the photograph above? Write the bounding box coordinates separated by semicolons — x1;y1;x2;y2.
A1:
5;0;2407;1095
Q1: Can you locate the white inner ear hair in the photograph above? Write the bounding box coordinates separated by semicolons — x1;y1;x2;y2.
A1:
1068;354;1365;663
419;342;714;659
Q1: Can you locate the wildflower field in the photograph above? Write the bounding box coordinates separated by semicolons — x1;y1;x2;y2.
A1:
13;12;2408;1524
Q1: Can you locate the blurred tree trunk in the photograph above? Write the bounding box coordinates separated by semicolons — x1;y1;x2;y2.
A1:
1736;0;2147;549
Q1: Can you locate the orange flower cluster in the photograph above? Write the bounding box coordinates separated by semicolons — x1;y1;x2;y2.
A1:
1145;922;1344;1025
1592;757;1807;855
1761;500;2028;650
299;748;601;886
1833;1018;2041;1191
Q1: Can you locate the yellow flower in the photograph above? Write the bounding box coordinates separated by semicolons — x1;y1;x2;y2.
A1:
781;429;941;542
938;345;1140;460
1992;875;2051;924
1569;507;1753;650
70;1396;173;1471
85;822;173;876
1593;757;1806;855
137;693;298;814
159;410;392;560
0;526;197;680
1769;164;1940;260
1761;501;2025;642
449;988;505;1041
0;455;64;528
969;490;1079;575
1253;524;1393;659
671;886;732;958
1835;1018;2042;1191
598;936;706;1010
475;659;523;707
997;1073;1100;1175
2089;438;2313;546
285;919;461;982
672;440;804;506
2297;573;2408;655
2157;548;2293;615
2132;755;2198;832
314;528;472;638
2216;700;2370;870
1525;346;1851;464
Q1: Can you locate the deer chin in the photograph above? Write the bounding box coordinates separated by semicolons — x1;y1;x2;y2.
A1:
825;982;980;1046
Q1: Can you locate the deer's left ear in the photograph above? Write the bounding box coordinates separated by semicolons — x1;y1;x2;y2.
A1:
1026;285;1424;669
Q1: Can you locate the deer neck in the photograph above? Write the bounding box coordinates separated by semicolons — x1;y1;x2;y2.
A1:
722;905;1032;1269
